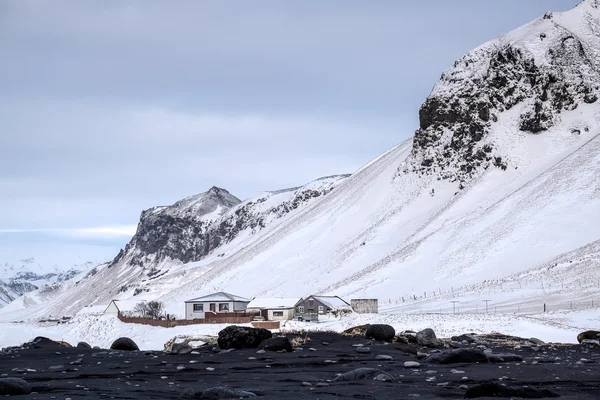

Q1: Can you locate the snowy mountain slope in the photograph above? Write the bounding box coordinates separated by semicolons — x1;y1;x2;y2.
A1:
1;0;599;321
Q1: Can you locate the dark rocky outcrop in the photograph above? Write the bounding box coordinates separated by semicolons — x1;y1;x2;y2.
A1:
0;377;32;395
465;382;560;398
110;337;140;351
77;341;92;349
258;336;292;352
217;326;272;350
365;324;396;341
405;16;600;188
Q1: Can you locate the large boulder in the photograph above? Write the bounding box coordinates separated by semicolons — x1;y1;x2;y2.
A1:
577;330;600;343
365;324;396;341
425;348;488;364
0;378;32;395
27;336;67;349
258;336;292;352
110;337;140;351
415;328;439;347
77;341;92;349
217;326;272;350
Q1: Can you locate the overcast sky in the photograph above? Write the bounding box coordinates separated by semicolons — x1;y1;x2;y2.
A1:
0;0;579;261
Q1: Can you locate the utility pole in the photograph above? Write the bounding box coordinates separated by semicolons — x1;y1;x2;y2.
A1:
450;301;460;314
483;300;491;314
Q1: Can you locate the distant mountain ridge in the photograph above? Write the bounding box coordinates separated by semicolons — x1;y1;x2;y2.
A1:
1;0;599;320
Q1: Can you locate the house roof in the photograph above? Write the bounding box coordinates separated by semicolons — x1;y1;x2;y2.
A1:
105;300;146;313
247;297;300;310
184;291;250;303
311;295;351;310
77;304;108;315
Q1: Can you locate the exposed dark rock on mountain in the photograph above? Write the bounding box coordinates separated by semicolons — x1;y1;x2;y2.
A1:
406;1;600;187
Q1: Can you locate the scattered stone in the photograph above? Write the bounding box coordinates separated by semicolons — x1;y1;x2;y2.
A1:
48;365;66;371
110;337;139;351
316;382;330;387
528;337;545;345
0;377;32;395
375;355;393;361
425;348;488;364
464;382;560;398
451;334;477;343
217;326;272;350
487;353;524;363
181;386;257;399
301;382;312;386
171;343;193;355
459;385;469;390
258;336;292;352
404;361;420;368
365;324;396;342
355;346;371;354
333;368;392;382
416;328;439;347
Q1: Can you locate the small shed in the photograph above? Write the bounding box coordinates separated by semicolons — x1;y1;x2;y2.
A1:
246;297;300;321
351;299;379;314
104;300;145;316
184;292;250;320
294;295;352;320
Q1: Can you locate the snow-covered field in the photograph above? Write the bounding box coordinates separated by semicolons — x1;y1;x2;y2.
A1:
1;307;597;351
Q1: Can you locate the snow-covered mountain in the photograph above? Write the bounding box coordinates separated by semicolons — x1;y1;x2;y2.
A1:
2;0;599;321
0;258;94;307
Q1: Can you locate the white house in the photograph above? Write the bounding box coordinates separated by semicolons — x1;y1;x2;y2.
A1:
104;300;145;316
184;292;250;320
246;297;300;321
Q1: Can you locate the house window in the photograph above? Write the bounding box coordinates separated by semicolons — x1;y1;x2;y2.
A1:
318;306;324;312
298;306;304;313
273;311;284;317
219;303;230;312
193;304;203;312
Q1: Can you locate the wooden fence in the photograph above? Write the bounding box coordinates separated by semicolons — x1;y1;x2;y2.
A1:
251;321;280;330
117;313;253;327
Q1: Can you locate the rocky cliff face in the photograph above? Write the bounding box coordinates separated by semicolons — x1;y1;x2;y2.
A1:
109;175;349;277
406;0;600;187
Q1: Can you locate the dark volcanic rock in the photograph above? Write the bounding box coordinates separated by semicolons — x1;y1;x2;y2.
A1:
425;348;488;364
416;328;439;347
217;326;272;350
181;386;257;399
77;341;92;349
0;377;32;395
465;382;560;398
451;334;477;343
487;353;524;363
365;324;395;341
171;342;193;355
577;330;600;343
258;336;292;352
27;336;68;349
333;368;393;382
110;337;140;351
